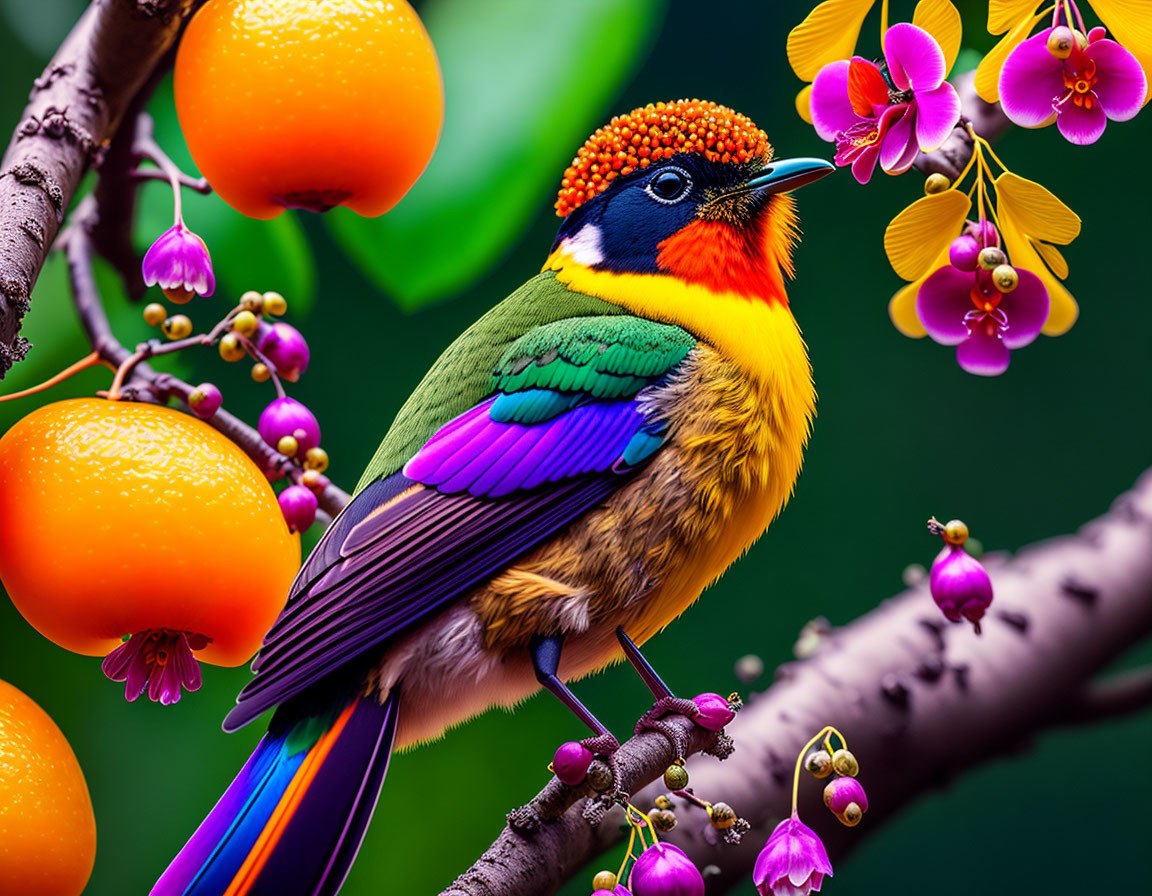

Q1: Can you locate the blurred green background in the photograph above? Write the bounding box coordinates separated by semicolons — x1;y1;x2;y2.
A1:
1;1;1149;893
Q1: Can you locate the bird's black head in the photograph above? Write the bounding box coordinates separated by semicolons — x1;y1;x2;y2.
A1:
548;100;832;300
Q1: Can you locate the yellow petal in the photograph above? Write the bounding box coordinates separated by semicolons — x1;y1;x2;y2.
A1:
889;245;951;338
1030;237;1070;278
994;172;1081;244
974;8;1049;102
914;0;963;74
796;84;813;124
884;190;971;281
1090;0;1152;101
786;0;876;81
987;0;1041;35
999;205;1078;336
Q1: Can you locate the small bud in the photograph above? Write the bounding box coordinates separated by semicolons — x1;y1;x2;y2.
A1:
824;775;868;819
251;362;272;382
708;802;736;830
948;235;980;272
263;291;288;316
232;310;260;337
831;749;859;777
278;484;317;533
923;173;950;194
841;802;863;826
991;263;1019;293
654;794;673;810
143;303;167;326
663;764;689;790
162;315;192;340
240;290;264;312
977;246;1007;270
163;286;195;305
259;397;321;453
805;749;833;778
1047;25;1076;58
256;321;309;381
300;469;330;492
277;435;299;458
219;332;246;362
304;446;329;472
943;519;969;545
586;759;614;793
591;871;618;891
692;692;735;731
552;741;594;786
187;383;223;419
964;219;1000;248
650;808;677;832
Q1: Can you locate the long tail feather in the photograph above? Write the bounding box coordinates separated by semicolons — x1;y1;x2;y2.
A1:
153;692;398;896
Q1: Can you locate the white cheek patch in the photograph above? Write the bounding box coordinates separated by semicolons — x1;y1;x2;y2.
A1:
559;224;605;266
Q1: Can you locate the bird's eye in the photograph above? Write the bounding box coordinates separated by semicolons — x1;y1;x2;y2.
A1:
645;168;691;204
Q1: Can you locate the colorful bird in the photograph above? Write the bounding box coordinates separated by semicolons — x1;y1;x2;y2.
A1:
153;99;833;896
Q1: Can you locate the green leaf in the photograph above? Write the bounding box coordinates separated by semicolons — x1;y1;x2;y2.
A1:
140;80;318;315
326;0;666;312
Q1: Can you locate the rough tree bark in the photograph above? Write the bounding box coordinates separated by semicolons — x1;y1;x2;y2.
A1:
445;470;1152;895
0;0;199;377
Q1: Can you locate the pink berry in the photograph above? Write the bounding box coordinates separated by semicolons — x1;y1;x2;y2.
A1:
278;484;317;533
187;382;223;419
258;397;321;453
823;775;868;815
692;692;734;731
948;235;980;272
552;741;594;786
257;322;310;382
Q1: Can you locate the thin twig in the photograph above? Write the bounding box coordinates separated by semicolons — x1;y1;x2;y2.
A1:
1057;665;1152;725
58;198;350;518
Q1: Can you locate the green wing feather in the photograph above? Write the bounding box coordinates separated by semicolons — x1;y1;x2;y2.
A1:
355;271;626;493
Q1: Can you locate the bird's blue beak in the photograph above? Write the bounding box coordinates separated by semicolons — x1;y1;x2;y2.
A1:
746;157;835;194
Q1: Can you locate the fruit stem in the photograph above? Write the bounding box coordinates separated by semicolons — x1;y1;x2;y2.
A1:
236;332;286;398
100;628;212;705
0;352;108;402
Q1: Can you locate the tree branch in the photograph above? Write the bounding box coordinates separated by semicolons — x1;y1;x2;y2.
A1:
0;0;201;378
59;197;351;518
914;69;1012;180
446;469;1152;894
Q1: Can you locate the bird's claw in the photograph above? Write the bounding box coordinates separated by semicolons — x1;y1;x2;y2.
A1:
634;696;700;759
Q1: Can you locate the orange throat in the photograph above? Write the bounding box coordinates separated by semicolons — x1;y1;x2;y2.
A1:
655;201;796;304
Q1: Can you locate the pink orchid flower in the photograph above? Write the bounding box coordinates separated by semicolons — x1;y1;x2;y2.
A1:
810;23;961;184
999;26;1146;145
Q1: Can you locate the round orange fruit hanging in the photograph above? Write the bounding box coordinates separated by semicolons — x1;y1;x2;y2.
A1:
0;679;96;896
0;399;300;703
173;0;443;219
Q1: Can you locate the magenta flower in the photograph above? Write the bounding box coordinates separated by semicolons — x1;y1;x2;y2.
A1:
754;813;833;896
931;543;993;629
592;888;632;896
629;843;704;896
999;26;1146;145
810;23;961;183
916;243;1049;376
101;629;210;705
142;222;215;300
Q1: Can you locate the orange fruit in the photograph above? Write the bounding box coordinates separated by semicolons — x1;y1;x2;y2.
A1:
0;398;299;667
0;679;96;896
174;0;443;219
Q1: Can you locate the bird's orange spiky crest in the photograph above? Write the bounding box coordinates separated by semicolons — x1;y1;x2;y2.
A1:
555;99;772;217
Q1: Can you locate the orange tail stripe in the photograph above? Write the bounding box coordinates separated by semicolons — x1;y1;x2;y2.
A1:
222;702;358;896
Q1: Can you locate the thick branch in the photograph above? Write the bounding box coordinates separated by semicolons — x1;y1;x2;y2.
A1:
448;469;1152;894
60;198;351;519
0;0;200;378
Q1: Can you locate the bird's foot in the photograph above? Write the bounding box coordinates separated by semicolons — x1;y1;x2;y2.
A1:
580;732;628;803
634;695;701;759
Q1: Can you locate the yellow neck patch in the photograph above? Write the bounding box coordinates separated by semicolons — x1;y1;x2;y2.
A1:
542;248;815;399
